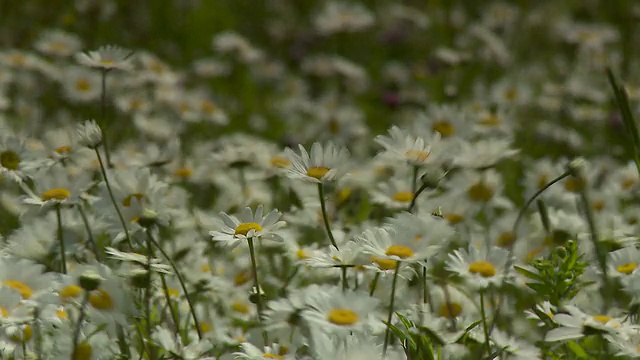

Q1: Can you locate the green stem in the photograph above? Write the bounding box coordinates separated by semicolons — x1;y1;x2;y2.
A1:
408;183;429;213
480;291;491;356
383;261;401;355
146;232;202;339
55;204;66;274
160;273;182;341
34;308;42;360
77;204;100;261
144;233;155;360
423;267;433;312
578;185;609;310
369;272;380;297
71;292;90;360
317;183;339;250
247;237;269;345
95;148;133;249
341;267;348;292
100;69;113;168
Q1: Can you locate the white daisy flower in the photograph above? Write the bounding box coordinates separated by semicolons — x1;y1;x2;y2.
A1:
446;244;512;289
302;285;379;335
285;142;350;183
209;205;285;249
374;125;443;167
545;305;636;342
233;342;293;360
607;246;640;280
75;45;134;71
491;329;541;359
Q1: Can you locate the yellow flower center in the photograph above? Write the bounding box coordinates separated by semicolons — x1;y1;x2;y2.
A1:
74;342;92;360
3;280;33;299
445;213;464;224
263;354;283;359
0;307;8;318
306;167;330;180
478;114;501;126
593;315;612;324
55;145;72;154
0;150;20;170
75;78;91;91
617;263;637;274
200;264;211;273
89;289;114;310
564;177;586;193
467;182;494;202
433;121;455;137
405;149;430;162
56;309;68;319
537;174;549;190
270;156;291;169
439;302;462;318
296;249;308;259
468;261;497;278
168;288;180;298
174;167;193;178
592;200;605;212
234;270;252;286
99;59;116;66
60;285;83;300
327;308;359;326
232;301;250;314
504;88;518;100
122;193;144;207
392;191;414;203
622;178;635;189
41;188;71;201
201;100;217;114
372;257;398;270
497;232;515;247
10;325;32;343
385;245;414;258
199;321;212;333
337;188;352;203
234;222;263;236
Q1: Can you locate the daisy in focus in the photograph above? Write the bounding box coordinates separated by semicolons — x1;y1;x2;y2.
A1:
284;141;350;183
210;205;286;248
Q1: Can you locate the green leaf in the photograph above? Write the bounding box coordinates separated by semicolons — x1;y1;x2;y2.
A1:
567;341;589;359
514;265;544;281
607;67;640;177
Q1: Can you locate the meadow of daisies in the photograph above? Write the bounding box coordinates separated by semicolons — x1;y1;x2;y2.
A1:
1;1;640;359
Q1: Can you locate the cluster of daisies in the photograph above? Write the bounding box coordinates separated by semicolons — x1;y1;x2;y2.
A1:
0;1;640;359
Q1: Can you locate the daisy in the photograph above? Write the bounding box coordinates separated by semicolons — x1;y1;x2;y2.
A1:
75;45;134;71
33;29;82;58
0;134;40;183
22;166;91;209
607;246;640;280
233;342;294;360
62;66;101;103
453;138;519;169
491;329;541;359
153;326;213;359
446;244;513;289
210;205;285;249
302;285;379;335
0;258;56;303
75;119;103;150
312;331;407;360
545;305;636;342
374;126;442;167
284;142;350;183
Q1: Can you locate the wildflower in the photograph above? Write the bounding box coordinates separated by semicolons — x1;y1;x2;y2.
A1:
76;120;103;149
285;142;350;183
374;126;442;167
75;45;134;71
210;205;285;249
446;244;512;289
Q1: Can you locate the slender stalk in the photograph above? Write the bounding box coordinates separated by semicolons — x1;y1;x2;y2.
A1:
340;267;348;292
369;272;380;297
55;204;67;274
160;273;182;340
34;308;42;360
144;233;155;359
383;261;401;355
247;237;269;345
77;204;99;261
99;69;113;168
145;232;202;339
408;183;429;213
317;183;339;250
578;185;609;310
95;148;133;249
71;292;90;360
423;267;433;312
480;291;491;356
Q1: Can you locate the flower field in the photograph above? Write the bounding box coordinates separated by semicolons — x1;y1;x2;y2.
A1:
1;1;640;359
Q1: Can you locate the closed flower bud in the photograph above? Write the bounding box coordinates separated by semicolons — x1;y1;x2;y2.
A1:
76;120;103;149
78;270;104;291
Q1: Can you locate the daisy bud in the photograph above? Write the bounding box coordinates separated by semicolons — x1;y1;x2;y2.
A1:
79;270;104;291
420;166;447;189
76;120;103;149
129;269;151;289
566;157;586;177
138;209;158;228
249;285;266;304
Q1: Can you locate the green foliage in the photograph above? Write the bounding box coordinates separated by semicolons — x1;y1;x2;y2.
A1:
515;240;592;306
